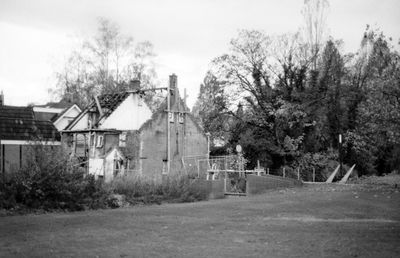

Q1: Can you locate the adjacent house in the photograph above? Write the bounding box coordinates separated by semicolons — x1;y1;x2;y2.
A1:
33;101;81;130
0;93;60;176
62;75;208;182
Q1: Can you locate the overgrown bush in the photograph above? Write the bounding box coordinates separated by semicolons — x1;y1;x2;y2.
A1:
162;175;209;202
282;166;297;179
343;131;377;175
107;175;162;204
109;174;209;204
297;148;339;181
0;144;110;212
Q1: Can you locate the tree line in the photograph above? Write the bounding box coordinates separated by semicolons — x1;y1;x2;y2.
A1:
193;3;400;176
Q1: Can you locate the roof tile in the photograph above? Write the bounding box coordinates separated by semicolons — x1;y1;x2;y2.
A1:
0;106;60;141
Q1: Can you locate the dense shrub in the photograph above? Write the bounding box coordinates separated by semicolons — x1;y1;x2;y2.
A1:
109;174;209;204
297;148;340;181
162;176;209;202
0;144;109;212
282;166;297;179
107;175;162;204
343;131;377;175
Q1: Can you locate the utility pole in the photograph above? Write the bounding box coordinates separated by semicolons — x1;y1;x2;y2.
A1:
167;77;171;175
167;74;177;175
183;88;187;158
339;134;343;178
0;130;3;184
0;91;3;183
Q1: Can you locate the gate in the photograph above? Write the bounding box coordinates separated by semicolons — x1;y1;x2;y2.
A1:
183;155;266;195
204;155;265;195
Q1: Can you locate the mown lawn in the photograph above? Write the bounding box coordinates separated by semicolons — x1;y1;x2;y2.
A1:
1;183;399;258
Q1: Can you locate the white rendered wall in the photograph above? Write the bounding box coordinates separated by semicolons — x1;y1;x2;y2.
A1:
54;106;81;130
89;158;104;177
70;113;89;130
100;94;152;130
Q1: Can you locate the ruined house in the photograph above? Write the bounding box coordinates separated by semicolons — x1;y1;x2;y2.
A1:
62;75;208;182
0;92;60;175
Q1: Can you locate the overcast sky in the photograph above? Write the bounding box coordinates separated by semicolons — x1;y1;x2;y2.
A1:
0;0;399;108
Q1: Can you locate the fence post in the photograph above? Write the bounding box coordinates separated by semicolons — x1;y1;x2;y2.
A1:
297;168;300;180
283;167;285;178
312;167;315;182
197;160;200;178
224;171;227;193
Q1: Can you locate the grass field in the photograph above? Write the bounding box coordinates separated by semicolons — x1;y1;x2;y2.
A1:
1;183;399;258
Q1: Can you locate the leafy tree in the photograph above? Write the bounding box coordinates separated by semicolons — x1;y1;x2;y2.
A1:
211;30;311;168
303;40;345;152
354;31;400;174
192;71;229;145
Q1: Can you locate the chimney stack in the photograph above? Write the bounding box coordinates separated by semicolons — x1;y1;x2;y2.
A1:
169;74;177;90
0;90;4;106
169;74;178;102
130;79;141;91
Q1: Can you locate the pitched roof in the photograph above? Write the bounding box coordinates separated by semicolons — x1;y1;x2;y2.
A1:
0;106;60;141
0;105;34;120
51;104;81;123
92;92;130;116
33;100;75;122
65;92;130;130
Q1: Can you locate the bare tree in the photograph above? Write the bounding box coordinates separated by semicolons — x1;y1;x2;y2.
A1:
301;0;330;70
54;18;157;107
